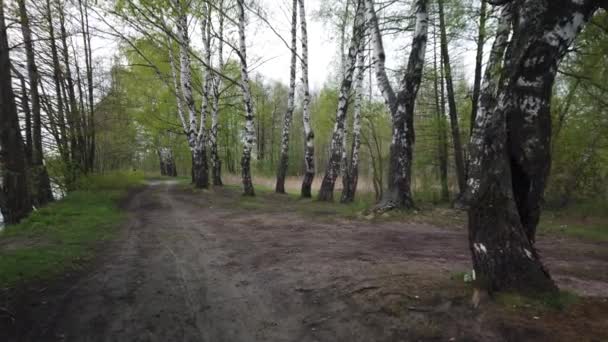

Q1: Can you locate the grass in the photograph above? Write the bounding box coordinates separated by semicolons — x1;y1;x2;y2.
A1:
0;171;143;289
495;290;579;311
539;199;608;242
224;182;379;219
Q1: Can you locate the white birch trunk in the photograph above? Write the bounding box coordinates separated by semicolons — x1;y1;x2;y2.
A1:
341;37;365;203
463;0;600;294
237;0;256;196
173;0;208;188
167;36;188;133
318;0;366;201
299;0;315;198
210;0;225;186
275;0;298;194
366;0;428;210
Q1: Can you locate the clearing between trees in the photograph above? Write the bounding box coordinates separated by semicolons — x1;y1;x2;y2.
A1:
3;179;607;342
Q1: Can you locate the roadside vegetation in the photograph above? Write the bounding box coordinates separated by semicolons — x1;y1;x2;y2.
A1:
0;171;143;289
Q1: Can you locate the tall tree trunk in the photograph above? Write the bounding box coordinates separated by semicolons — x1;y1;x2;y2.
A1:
158;148;177;177
46;0;70;169
58;0;84;184
299;0;315;198
210;0;225;186
0;1;32;224
318;0;366;201
433;20;449;202
366;0;429;211
195;3;212;189
78;0;95;172
173;0;208;189
438;0;466;195
341;38;365;203
237;0;256;196
276;0;298;194
462;0;600;294
19;0;54;206
469;0;487;134
158;149;167;176
16;72;33;165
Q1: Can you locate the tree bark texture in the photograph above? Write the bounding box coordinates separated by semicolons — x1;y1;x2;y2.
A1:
0;1;32;224
437;0;466;195
463;0;601;294
341;39;365;203
432;21;449;202
173;0;209;189
366;0;429;211
299;0;315;198
276;0;298;194
470;0;487;134
58;0;86;182
237;0;256;196
210;0;225;186
318;0;366;202
19;0;54;206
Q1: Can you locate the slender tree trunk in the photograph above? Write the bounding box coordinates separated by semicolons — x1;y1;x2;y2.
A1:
432;21;449;202
318;0;366;201
158;149;167;176
0;1;32;224
299;0;315;198
16;73;33;165
470;0;486;134
78;0;95;172
341;38;365;203
276;0;298;194
173;0;208;189
210;0;225;186
438;0;466;195
366;0;429;211
58;0;84;183
158;148;177;177
237;0;256;196
19;0;53;206
463;0;600;294
194;4;213;189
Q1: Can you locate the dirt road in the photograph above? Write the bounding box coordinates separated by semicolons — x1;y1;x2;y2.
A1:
12;181;608;341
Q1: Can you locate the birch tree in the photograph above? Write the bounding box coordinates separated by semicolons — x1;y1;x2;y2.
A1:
470;0;487;134
299;0;315;198
1;0;32;224
172;0;209;188
318;0;366;201
210;0;225;186
237;0;256;196
341;39;365;203
275;0;298;194
366;0;429;210
461;0;602;295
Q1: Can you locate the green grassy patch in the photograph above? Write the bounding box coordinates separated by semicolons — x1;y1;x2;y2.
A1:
495;290;579;312
539;212;608;242
0;171;143;288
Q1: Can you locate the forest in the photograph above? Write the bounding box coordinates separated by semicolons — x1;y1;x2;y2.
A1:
1;0;607;340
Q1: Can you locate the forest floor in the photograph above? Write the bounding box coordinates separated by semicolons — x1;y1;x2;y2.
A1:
3;179;608;342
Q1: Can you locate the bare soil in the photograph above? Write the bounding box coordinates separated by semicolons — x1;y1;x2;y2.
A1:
3;181;607;341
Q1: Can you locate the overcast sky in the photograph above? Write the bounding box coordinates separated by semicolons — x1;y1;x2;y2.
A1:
89;0;482;94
